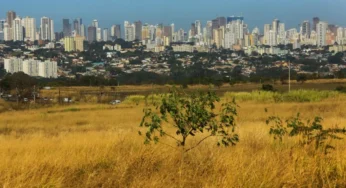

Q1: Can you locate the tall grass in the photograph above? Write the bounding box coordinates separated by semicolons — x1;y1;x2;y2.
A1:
224;90;342;103
0;96;346;187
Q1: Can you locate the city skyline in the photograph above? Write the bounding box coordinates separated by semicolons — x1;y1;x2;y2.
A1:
1;0;346;32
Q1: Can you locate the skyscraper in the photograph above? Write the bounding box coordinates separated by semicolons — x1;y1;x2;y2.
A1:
96;28;102;41
134;20;142;40
3;23;11;41
195;20;201;35
12;17;23;41
41;17;54;41
103;28;109;41
111;24;121;39
92;20;99;28
272;19;280;33
316;21;327;47
73;19;80;36
22;16;36;41
124;21;135;41
0;19;5;32
6;11;16;28
313;17;320;31
80;24;86;37
301;20;311;38
63;19;71;37
87;26;96;43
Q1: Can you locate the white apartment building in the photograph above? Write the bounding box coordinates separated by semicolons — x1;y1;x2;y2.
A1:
316;21;328;47
22;16;36;41
23;59;39;76
4;58;57;78
12;17;23;41
38;61;58;78
4;58;23;73
124;21;136;41
40;17;55;41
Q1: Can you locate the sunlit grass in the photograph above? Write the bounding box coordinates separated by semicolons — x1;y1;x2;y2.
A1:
0;92;346;187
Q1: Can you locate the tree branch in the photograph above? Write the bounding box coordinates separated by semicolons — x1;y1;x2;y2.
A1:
184;135;213;153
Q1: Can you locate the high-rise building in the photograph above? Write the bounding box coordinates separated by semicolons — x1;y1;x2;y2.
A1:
4;58;22;73
3;23;12;41
134;20;142;41
141;24;150;41
63;37;75;52
6;11;16;28
278;23;286;44
313;17;320;31
269;30;277;46
171;23;175;35
103;28;109;41
0;19;5;32
301;20;311;38
74;35;85;51
41;17;54;41
87;26;96;43
92;20;99;28
96;28;102;41
63;19;71;37
227;16;244;24
264;24;271;45
23;59;39;76
12;17;23;41
80;24;86;37
190;23;196;37
316;21;328;47
195;20;201;35
38;61;58;78
55;32;64;41
336;27;344;45
22;16;36;41
111;24;121;39
73;19;80;36
124;21;135;41
272;19;280;33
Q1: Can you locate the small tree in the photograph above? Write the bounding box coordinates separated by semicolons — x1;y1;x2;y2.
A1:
139;90;239;152
266;113;346;154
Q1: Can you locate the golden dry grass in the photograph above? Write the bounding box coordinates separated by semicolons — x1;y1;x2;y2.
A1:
0;97;346;187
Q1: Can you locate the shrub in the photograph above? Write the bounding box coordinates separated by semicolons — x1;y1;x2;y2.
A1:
261;84;275;92
139;89;239;152
266;113;346;154
336;86;346;93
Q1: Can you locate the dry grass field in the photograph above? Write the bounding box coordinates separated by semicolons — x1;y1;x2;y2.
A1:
1;91;346;188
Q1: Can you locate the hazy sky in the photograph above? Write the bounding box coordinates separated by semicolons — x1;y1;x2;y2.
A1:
1;0;346;32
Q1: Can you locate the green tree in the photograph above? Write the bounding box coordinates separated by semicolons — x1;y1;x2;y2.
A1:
139;90;239;152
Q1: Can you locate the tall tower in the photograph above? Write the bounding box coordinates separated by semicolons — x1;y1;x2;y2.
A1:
6;11;16;28
134;20;142;41
12;17;23;41
313;17;320;31
22;16;36;41
272;19;280;33
63;19;71;37
87;26;96;43
301;20;311;38
41;17;54;41
316;21;327;47
92;20;99;28
195;20;201;35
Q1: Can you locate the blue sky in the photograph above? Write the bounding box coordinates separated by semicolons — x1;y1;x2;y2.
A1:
1;0;346;32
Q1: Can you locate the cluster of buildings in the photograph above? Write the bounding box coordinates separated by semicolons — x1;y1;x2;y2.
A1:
4;58;57;78
1;10;346;55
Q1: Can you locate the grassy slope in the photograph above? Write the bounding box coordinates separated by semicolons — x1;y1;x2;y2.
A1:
0;97;346;187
